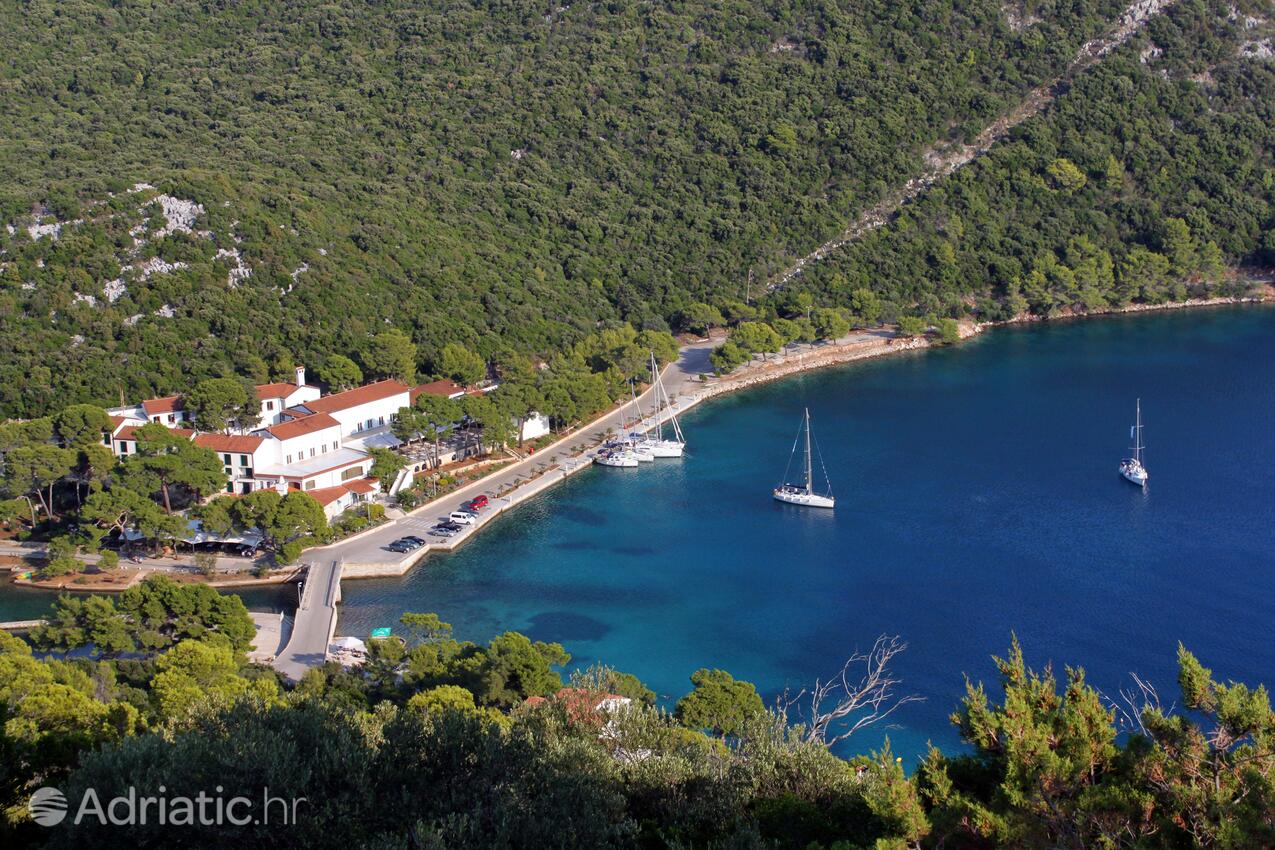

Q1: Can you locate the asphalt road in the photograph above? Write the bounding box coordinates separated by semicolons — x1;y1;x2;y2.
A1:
310;339;719;568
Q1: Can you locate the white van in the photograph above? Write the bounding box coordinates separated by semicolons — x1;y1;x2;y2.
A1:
448;511;476;525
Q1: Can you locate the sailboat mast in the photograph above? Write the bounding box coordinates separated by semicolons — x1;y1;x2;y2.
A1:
650;353;663;441
804;408;814;494
1135;398;1143;464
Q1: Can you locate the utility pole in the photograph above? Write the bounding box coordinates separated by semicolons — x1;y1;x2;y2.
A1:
746;268;753;305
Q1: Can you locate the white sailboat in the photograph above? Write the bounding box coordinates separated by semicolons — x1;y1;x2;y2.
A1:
639;351;685;457
623;380;655;462
594;448;640;468
1119;398;1148;488
774;408;835;508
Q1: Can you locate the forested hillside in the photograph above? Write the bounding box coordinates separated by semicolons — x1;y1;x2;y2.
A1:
0;0;1132;415
0;0;1270;418
803;0;1275;318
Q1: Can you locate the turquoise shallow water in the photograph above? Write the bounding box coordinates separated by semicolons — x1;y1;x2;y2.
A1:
6;307;1274;761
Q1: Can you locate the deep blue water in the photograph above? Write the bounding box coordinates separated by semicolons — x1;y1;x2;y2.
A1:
6;307;1274;762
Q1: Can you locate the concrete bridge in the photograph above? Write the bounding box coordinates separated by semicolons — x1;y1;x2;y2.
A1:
272;560;343;681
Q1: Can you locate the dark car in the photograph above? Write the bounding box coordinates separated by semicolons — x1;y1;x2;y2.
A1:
384;541;412;553
399;537;425;550
402;536;427;547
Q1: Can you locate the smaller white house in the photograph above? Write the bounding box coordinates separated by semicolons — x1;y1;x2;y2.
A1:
304;479;379;519
254;367;322;428
109;394;188;427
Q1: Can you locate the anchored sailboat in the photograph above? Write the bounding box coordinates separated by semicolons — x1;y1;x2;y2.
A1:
1119;398;1148;488
774;408;835;508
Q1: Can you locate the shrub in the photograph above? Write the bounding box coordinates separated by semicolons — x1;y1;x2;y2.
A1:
97;550;120;572
276;541;303;565
896;316;928;337
193;551;218;577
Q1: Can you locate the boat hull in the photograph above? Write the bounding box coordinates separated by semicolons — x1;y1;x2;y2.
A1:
773;488;835;509
643;440;684;458
1119;460;1147;487
595;453;639;468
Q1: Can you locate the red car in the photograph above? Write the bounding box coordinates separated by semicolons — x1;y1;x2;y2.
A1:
467;495;489;510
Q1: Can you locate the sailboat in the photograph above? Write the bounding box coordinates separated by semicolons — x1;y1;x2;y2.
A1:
774;408;835;508
1119;398;1148;488
638;351;685;457
622;380;654;462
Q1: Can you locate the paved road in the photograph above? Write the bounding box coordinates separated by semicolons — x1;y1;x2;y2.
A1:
312;339;721;567
272;560;342;680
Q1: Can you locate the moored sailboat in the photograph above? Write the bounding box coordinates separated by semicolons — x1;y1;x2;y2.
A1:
639;351;685;457
773;408;835;508
1119;398;1148;488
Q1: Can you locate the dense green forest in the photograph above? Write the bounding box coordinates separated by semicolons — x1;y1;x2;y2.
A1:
802;0;1275;319
0;0;1270;413
1;585;1271;848
0;0;1176;416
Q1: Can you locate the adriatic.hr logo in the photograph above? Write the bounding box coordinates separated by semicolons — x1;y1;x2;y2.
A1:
27;785;306;827
28;787;68;826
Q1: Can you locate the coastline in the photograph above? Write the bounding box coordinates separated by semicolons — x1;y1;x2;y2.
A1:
322;286;1273;581
3;287;1268;596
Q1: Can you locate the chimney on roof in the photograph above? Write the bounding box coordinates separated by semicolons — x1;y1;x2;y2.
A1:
295;365;306;387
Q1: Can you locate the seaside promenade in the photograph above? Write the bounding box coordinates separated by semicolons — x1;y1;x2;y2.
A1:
308;338;719;573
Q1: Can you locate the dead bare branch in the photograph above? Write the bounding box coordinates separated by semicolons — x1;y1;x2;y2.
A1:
781;635;924;747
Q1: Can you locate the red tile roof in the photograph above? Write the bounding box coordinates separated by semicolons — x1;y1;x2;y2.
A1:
299;380;410;414
194;433;264;453
342;478;377;495
255;382;302;399
141;395;183;415
411;380;465;402
264;412;341;440
303;485;350;507
116;425;195;442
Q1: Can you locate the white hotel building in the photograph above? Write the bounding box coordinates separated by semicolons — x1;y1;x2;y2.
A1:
106;370;416;516
106;368;535;517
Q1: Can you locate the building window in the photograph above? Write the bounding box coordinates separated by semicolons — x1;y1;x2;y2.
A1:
239;454;249;466
340;466;363;482
266;401;274;411
224;467;232;477
310;448;316;458
304;480;316;490
226;482;234;493
223;453;231;465
119;443;128;454
355;422;362;432
321;444;327;454
167;414;176;424
378;416;384;426
286;454;292;464
332;442;338;451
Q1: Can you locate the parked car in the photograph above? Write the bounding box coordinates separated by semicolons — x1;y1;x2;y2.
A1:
467;495;489;509
385;540;412;553
429;527;458;538
400;537;425;550
402;536;427;547
449;511;477;525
